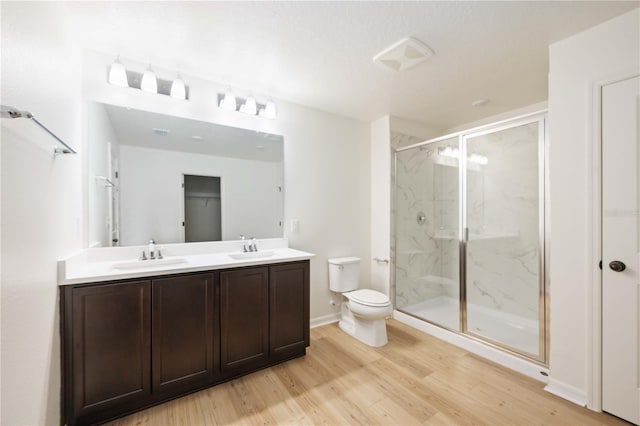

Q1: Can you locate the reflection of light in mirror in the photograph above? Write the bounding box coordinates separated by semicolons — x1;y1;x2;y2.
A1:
468;153;489;165
437;146;488;165
191;135;202;141
438;146;459;158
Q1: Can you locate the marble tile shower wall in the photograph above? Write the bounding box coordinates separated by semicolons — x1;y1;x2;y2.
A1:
465;123;540;321
391;131;423;308
394;134;460;309
393;123;541;322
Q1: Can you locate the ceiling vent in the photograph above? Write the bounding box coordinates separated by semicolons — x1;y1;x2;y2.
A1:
372;37;434;72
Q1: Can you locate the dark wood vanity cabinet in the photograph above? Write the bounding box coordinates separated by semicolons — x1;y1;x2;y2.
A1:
269;262;310;360
220;267;269;373
63;280;151;426
61;260;309;426
152;273;219;395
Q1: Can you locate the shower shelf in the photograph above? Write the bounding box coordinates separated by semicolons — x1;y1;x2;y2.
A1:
0;104;76;154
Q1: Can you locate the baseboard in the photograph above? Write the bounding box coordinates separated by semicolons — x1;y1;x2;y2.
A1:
393;310;549;383
310;312;340;328
544;378;588;407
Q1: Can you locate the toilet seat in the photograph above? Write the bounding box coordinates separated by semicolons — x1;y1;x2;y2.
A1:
346;289;390;307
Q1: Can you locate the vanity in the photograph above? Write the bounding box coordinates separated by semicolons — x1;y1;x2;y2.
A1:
59;239;313;426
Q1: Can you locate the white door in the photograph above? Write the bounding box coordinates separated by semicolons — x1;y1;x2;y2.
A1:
602;75;640;425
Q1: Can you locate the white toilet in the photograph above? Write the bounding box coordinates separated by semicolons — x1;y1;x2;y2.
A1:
328;257;392;347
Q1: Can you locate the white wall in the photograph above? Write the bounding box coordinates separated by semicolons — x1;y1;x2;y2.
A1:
118;145;282;245
370;116;392;295
547;8;639;408
1;2;83;425
82;50;371;324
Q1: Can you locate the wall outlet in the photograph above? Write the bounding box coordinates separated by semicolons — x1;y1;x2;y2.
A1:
290;219;300;234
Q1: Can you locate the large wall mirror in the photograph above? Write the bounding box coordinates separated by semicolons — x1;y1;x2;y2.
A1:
87;102;284;247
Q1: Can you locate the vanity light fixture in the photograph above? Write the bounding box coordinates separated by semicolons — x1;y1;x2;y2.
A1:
170;74;186;99
217;92;277;119
107;56;190;100
108;57;128;87
258;100;277;120
239;95;257;115
140;65;158;93
219;90;238;111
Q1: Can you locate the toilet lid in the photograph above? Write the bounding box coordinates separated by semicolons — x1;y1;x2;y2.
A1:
347;289;390;307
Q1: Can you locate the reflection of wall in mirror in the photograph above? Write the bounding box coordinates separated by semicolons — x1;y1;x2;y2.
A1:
119;145;282;245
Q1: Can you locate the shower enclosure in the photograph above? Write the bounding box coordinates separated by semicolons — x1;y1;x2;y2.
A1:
394;113;546;362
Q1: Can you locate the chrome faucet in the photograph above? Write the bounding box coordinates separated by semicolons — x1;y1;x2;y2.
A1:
148;239;156;260
249;237;258;252
240;235;249;252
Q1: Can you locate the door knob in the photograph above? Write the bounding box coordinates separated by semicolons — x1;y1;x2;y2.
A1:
609;260;626;272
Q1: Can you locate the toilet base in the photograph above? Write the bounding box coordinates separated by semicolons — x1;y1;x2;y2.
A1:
338;303;389;347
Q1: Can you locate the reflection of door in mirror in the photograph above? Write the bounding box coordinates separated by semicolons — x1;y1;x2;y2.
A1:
87;102;284;247
183;175;221;242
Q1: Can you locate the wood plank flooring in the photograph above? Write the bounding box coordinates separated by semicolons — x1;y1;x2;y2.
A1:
108;320;628;425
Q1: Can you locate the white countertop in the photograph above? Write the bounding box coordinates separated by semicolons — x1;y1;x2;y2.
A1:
59;238;314;285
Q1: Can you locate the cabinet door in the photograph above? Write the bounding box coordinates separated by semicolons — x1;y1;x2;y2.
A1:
152;273;218;394
220;267;269;373
69;281;151;421
269;262;310;360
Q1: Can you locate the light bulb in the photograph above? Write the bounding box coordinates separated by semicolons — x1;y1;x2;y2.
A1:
108;58;128;87
170;75;186;99
258;100;277;119
239;96;257;115
219;91;237;110
140;66;158;93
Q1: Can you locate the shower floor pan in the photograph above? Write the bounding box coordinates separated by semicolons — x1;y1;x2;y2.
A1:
401;296;539;356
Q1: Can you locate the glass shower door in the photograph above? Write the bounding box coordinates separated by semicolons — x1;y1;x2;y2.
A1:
395;137;460;330
463;119;544;357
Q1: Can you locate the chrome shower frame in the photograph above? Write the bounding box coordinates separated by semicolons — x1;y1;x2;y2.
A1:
393;110;549;365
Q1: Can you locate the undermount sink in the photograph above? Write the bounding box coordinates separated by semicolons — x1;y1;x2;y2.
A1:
227;250;275;260
111;257;188;270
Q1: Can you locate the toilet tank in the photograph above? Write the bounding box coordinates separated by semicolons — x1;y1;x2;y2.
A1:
328;257;360;293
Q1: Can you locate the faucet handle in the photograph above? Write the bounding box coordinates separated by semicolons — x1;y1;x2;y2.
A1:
140;251;148;261
250;237;258;252
157;249;163;259
239;235;245;240
149;239;156;244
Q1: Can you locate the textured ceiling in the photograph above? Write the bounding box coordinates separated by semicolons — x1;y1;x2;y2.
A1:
66;1;638;130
